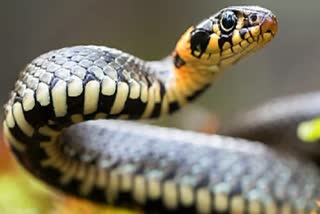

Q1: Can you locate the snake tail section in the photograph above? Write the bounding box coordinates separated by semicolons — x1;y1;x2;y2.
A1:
221;92;320;166
6;120;320;214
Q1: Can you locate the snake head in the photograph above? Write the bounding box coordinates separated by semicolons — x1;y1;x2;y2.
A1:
174;6;278;73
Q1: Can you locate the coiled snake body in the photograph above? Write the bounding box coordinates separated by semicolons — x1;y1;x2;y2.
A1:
3;5;320;214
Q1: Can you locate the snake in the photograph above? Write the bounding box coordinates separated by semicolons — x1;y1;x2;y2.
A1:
3;5;320;214
221;91;320;167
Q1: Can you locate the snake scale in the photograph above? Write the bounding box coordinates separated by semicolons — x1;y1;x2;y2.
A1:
3;5;320;214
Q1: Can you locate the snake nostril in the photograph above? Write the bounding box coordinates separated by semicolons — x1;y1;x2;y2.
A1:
261;15;278;35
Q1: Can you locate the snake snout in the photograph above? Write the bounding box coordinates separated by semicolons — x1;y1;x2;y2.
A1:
261;14;278;36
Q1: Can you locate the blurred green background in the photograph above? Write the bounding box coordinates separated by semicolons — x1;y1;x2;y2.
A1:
2;0;320;130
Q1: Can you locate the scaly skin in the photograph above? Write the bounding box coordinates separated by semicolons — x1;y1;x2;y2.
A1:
4;5;316;214
222;91;320;166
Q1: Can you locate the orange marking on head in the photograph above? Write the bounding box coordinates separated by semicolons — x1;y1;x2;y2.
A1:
169;6;278;101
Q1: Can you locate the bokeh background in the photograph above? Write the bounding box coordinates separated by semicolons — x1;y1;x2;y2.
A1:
1;0;320;213
2;0;320;127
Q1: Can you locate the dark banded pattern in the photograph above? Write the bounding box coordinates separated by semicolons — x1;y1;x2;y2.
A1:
4;6;318;214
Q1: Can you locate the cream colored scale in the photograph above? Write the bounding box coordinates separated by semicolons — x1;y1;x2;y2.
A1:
84;80;100;115
13;102;34;137
52;80;68;117
110;82;129;115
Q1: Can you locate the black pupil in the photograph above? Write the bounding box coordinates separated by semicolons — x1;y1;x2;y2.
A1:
250;14;257;22
222;12;236;31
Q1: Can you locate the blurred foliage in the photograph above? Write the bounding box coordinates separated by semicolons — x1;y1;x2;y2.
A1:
0;141;53;214
52;197;141;214
0;139;140;214
297;117;320;143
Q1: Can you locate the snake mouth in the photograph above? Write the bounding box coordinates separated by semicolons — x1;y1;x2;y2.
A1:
260;14;278;39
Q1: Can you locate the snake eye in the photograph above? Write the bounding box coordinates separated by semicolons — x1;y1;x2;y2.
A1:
250;14;257;22
190;29;210;58
220;11;237;33
248;13;262;25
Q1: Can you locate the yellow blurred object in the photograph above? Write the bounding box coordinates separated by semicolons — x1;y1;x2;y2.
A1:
0;136;55;214
0;174;52;214
0;134;140;214
297;117;320;143
52;197;141;214
310;200;320;214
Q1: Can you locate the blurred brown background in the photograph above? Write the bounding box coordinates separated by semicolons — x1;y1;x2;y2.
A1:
1;0;320;130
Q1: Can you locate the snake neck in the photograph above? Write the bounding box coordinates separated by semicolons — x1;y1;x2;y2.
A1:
145;29;220;117
146;57;213;108
144;56;214;117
